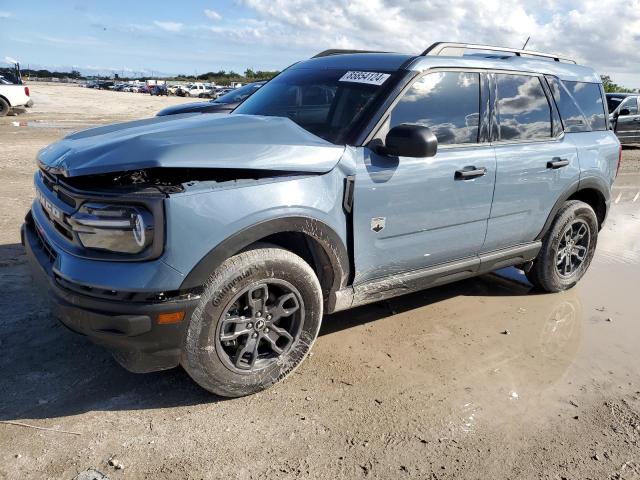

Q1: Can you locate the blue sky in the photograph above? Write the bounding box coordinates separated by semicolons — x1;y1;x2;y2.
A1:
0;0;314;76
1;0;638;87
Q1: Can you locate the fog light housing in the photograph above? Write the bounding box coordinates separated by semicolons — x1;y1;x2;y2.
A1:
70;203;154;254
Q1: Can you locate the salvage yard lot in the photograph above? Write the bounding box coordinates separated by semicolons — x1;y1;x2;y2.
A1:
1;84;640;479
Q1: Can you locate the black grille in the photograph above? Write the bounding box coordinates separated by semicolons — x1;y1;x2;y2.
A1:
34;221;57;264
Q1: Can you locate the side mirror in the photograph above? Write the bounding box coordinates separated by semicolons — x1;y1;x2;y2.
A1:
619;108;631;116
383;124;438;158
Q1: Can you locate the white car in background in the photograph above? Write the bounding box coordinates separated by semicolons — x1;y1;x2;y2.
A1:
0;76;32;116
182;83;213;97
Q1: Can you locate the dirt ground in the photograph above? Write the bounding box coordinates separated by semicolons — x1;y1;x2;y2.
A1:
1;84;639;480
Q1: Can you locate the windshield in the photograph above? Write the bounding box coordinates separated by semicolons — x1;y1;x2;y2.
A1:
234;68;397;144
215;83;262;104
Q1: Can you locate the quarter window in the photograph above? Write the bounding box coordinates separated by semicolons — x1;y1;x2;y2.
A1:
561;81;607;130
546;76;590;133
495;74;552;141
390;71;480;145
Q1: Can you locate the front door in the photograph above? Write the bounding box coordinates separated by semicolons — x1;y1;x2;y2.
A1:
615;96;640;144
353;70;496;285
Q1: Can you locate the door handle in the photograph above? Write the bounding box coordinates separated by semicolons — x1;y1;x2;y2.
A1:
455;166;487;180
547;157;570;169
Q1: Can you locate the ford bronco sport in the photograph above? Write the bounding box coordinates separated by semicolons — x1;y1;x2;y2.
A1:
23;43;620;397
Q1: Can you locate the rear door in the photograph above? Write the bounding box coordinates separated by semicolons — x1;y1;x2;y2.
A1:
483;73;580;251
353;70;496;284
615;96;640;144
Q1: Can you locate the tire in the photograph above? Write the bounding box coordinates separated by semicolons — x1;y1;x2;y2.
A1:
0;97;9;117
182;245;323;397
526;200;598;292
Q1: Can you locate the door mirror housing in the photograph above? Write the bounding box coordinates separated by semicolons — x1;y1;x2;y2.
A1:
383;123;438;158
619;108;631;116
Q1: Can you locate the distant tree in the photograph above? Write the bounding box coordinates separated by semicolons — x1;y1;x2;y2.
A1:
601;75;635;93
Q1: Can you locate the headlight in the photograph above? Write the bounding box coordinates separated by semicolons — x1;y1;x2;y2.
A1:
69;203;154;254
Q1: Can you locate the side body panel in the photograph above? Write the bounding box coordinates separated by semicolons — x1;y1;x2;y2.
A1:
164;168;350;279
483;137;580;250
352;144;496;284
0;84;29;107
571;130;619;194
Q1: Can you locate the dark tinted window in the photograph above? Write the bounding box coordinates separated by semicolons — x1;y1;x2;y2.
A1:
495;74;551;140
235;68;395;144
562;81;606;130
606;95;625;113
618;96;639;115
390;71;480;145
546;76;590;132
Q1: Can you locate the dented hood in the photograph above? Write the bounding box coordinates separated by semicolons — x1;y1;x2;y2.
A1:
37;114;345;177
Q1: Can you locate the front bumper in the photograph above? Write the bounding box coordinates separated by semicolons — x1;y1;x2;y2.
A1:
21;213;200;373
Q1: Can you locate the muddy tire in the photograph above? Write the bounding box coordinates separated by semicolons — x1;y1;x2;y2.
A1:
526;200;598;292
182;245;323;397
0;97;9;117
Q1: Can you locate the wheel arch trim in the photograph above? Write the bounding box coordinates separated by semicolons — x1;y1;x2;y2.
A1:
536;177;610;240
180;216;350;296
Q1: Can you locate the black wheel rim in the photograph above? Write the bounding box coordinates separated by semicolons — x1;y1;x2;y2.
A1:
215;280;304;374
556;219;590;278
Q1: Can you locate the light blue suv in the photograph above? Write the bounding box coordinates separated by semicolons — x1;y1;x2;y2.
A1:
23;43;621;397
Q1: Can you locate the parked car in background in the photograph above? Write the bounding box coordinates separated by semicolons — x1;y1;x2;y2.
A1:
25;43;619;397
96;81;115;90
150;85;168;96
157;81;265;116
177;83;212;97
167;85;182;95
0;79;31;115
607;93;640;145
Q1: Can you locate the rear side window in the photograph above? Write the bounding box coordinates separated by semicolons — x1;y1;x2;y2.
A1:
390;71;480;145
619;96;639;115
546;76;590;132
562;81;607;131
495;74;552;141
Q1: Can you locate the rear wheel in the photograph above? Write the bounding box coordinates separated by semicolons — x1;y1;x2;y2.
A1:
182;245;323;397
526;200;598;292
0;97;9;117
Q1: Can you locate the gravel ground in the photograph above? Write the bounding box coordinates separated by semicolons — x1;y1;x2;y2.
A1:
1;84;639;480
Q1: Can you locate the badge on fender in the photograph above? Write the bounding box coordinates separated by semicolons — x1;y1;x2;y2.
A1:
371;217;386;233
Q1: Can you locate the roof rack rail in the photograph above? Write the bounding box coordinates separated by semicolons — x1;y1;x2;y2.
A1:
421;42;576;64
312;49;388;58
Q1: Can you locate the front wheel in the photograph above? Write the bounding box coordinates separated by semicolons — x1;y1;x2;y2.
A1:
182;245;323;397
0;97;9;117
526;200;598;292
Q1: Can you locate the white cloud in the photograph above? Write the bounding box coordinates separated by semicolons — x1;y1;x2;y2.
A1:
227;0;640;85
204;9;222;21
0;11;12;18
4;56;18;64
153;21;184;33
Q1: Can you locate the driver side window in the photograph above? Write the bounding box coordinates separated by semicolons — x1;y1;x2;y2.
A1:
390;71;480;145
619;97;639;115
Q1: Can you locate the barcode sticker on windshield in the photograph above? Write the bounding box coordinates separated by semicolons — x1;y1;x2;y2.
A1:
339;71;390;86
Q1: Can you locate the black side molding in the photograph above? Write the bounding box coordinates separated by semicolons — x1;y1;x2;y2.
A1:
330;242;541;312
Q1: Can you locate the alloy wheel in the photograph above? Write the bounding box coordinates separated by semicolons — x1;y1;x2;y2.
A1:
556;219;591;278
215;280;304;374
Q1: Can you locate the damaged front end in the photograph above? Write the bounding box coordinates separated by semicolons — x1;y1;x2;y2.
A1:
35;166;315;261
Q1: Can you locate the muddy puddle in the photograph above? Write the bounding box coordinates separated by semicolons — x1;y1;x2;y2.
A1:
319;174;640;437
